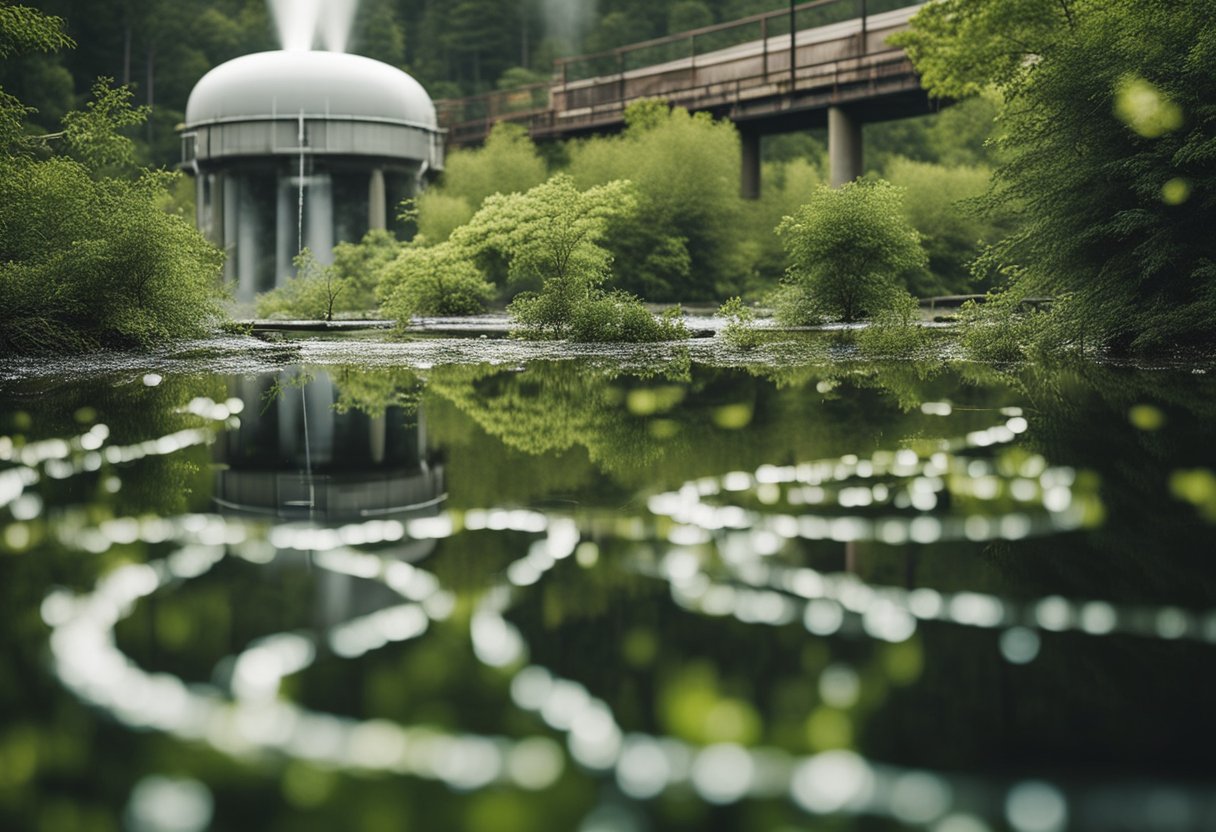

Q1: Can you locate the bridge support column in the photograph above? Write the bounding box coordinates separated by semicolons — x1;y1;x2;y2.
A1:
828;106;863;187
740;129;761;200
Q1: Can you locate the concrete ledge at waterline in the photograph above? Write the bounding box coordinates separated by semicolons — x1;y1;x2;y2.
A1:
242;320;395;334
240;317;514;338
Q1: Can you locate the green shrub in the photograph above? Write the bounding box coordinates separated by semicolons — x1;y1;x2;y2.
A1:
957;293;1039;362
774;180;928;324
567;101;748;300
0;12;226;354
255;250;349;321
897;0;1216;354
0;157;225;353
377;241;495;323
718;297;763;349
886;156;1010;295
856;291;930;356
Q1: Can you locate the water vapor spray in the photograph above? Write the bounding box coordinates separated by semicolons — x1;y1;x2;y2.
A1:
269;0;360;53
541;0;598;52
319;0;360;53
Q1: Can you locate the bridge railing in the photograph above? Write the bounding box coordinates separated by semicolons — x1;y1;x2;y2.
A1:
436;0;919;144
557;0;906;83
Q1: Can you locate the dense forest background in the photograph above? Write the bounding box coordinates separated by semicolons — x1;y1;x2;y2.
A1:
7;0;818;166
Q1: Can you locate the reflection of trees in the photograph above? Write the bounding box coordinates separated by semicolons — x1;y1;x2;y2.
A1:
419;358;1010;498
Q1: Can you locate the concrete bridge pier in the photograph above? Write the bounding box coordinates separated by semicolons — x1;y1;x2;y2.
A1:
740;129;762;200
828;106;863;187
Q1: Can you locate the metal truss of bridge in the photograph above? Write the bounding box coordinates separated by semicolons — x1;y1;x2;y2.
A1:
436;0;932;196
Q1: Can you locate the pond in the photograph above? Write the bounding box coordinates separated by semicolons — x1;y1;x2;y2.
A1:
2;334;1215;832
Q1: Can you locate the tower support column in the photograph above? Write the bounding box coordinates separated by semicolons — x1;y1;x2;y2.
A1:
369;168;387;231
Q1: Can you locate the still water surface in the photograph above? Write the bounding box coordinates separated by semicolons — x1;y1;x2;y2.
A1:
2;335;1215;831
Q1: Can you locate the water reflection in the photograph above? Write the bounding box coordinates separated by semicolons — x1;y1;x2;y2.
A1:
2;354;1216;830
216;369;444;526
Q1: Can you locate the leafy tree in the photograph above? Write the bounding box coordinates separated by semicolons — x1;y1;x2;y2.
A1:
891;0;1075;100
0;3;73;58
415;191;475;244
668;1;714;33
256;230;402;319
354;0;406;67
738;157;824;289
865;95;1003;171
330;229;401;311
898;0;1216;353
453;173;635;291
774;180;927;324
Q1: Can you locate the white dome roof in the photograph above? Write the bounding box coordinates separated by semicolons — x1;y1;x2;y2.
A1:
185;51;437;129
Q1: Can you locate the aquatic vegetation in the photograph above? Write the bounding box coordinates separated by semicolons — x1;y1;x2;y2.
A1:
718;296;764;350
855;292;932;357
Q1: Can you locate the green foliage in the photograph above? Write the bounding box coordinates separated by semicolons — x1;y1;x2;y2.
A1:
438;172;684;341
0;7;226;354
568;101;747;300
255;250;351;322
429;122;548;212
541;292;687;343
956;292;1046;362
61;79;149;174
902;0;1216;354
885;157;1008;295
455;174;634;289
855;291;930;356
718;297;762;350
256;231;402;320
331;230;401;312
668;2;714;33
866;95;1004;171
415;191;475;243
0;160;225;352
377;241;495;323
739;157;824;288
891;0;1074;99
0;4;73;59
354;0;407;67
774;180;928;324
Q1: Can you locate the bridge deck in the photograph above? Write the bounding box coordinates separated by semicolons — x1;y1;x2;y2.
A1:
438;1;926;147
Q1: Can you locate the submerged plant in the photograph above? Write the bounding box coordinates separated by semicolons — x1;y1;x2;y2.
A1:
718;297;763;350
856;291;930;357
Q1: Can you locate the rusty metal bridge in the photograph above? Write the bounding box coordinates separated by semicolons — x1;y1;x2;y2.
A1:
435;0;930;194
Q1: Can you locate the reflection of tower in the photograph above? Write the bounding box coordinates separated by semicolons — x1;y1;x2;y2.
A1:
215;370;445;532
179;51;445;305
215;370;446;628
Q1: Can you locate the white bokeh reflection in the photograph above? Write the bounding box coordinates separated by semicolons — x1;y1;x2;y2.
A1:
14;390;1216;830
